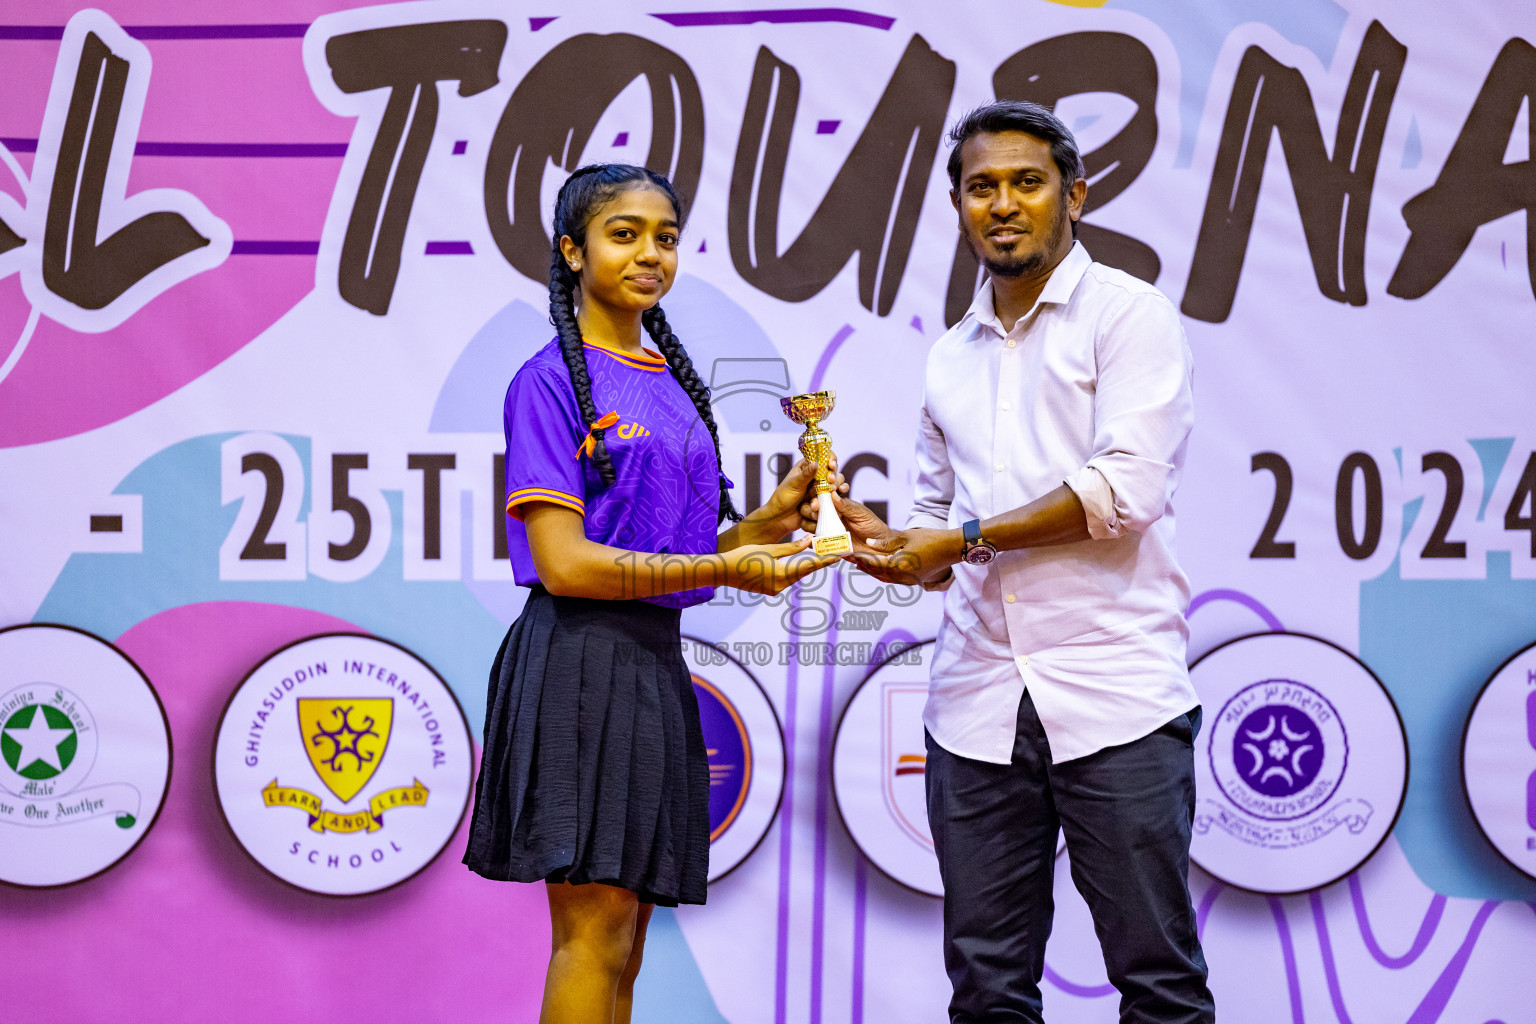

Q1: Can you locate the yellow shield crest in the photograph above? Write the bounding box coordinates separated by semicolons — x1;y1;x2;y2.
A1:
297;698;393;804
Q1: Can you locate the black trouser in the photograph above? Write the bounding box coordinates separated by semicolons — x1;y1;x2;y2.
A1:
924;690;1215;1024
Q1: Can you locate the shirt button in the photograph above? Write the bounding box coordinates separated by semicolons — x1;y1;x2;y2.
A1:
1006;340;1017;349
995;464;1005;472
1006;593;1016;603
1000;401;1010;411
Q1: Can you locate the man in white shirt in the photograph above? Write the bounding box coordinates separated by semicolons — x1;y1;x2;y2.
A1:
838;101;1215;1023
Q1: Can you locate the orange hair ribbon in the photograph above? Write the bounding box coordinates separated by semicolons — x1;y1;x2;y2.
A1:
574;411;621;459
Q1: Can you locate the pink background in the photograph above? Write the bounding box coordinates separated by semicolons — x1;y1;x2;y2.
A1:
0;603;546;1023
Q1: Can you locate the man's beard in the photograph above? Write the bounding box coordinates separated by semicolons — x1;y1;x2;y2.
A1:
968;204;1071;280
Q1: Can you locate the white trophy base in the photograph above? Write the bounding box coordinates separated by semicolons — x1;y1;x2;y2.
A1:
812;490;853;556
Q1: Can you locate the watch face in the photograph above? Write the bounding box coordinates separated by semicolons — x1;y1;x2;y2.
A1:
963;544;996;566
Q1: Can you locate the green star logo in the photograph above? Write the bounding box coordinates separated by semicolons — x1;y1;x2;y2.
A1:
1;704;78;780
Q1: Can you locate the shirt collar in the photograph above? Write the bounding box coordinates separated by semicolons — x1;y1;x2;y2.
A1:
959;240;1092;337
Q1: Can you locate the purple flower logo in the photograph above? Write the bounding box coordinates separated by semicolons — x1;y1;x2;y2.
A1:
1210;678;1348;822
1233;706;1323;798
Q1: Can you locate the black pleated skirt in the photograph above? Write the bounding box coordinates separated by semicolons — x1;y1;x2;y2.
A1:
463;587;710;906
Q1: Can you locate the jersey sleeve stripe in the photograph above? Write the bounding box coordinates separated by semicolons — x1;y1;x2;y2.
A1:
506;488;586;518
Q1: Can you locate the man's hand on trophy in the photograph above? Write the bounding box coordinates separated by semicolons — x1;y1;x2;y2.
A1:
848;526;964;586
824;492;895;555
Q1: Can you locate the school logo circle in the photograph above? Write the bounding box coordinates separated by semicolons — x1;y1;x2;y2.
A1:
4;698;86;782
683;636;784;883
0;624;171;888
1212;682;1346;819
213;634;472;896
832;641;943;896
1461;640;1536;881
1191;632;1406;893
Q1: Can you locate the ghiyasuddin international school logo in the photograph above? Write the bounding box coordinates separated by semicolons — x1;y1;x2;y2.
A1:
261;698;429;834
1190;632;1408;894
0;624;171;888
214;634;471;896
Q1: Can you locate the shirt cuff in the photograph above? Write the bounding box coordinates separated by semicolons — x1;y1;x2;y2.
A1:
921;567;955;592
1065;466;1121;540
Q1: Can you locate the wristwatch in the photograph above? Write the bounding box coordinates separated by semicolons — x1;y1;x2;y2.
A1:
961;519;997;566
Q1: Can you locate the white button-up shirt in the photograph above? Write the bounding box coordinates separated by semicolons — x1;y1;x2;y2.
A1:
909;242;1198;764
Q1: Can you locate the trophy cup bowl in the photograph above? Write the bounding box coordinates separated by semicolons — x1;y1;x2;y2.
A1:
780;390;836;427
780;390;853;556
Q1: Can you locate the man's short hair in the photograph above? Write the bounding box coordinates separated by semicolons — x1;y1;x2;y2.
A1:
945;100;1087;196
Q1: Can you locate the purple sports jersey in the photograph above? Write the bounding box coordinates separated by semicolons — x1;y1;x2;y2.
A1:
503;337;724;609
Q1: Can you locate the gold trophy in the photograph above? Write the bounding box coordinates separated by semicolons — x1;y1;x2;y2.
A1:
780;390;854;556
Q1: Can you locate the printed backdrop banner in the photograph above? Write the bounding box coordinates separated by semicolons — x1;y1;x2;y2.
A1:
2;0;1535;1021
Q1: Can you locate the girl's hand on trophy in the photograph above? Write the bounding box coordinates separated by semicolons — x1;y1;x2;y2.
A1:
740;459;828;545
722;537;840;595
826;454;849;494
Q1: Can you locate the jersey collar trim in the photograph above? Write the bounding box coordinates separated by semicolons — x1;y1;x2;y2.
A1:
583;339;668;372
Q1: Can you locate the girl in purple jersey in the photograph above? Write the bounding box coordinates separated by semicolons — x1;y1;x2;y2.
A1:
464;164;837;1024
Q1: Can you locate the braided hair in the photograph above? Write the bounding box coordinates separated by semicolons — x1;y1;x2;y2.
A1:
548;164;741;523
